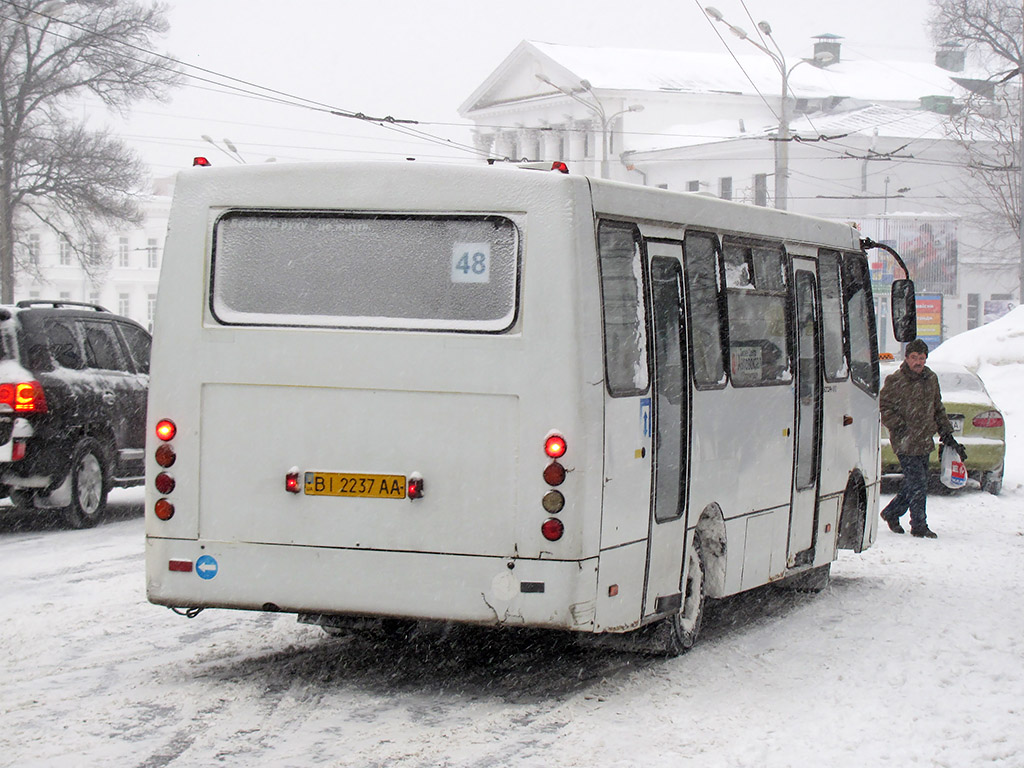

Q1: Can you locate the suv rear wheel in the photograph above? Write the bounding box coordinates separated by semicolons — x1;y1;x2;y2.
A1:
64;438;109;529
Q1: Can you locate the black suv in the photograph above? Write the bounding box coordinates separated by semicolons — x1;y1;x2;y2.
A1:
0;300;150;527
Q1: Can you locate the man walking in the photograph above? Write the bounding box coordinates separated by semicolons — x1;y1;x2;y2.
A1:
879;338;967;539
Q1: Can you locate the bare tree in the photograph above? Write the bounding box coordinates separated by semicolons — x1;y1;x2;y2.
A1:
930;0;1024;298
0;0;179;303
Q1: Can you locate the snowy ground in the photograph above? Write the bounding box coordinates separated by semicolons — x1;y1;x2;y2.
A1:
2;482;1022;768
5;313;1024;767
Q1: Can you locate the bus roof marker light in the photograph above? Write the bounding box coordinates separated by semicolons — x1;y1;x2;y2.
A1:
193;156;211;166
551;161;569;174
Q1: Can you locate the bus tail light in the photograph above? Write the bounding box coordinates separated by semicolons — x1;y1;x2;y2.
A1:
973;410;1003;428
155;444;176;468
543;462;565;486
154;418;177;522
541;518;564;541
155;419;176;441
0;381;47;413
155;472;176;495
542;490;564;514
155;499;175;521
545;434;567;458
285;470;301;493
407;475;425;500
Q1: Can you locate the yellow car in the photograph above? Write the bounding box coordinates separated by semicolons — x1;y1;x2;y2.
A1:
880;359;1005;494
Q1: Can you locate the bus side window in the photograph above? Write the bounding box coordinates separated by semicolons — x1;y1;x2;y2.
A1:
818;250;849;381
597;221;649;396
722;238;791;387
682;231;727;388
842;253;880;394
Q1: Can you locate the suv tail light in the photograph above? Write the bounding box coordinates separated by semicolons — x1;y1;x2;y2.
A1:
0;381;47;413
972;410;1004;428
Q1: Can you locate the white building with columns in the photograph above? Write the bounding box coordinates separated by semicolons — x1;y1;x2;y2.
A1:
459;39;1019;342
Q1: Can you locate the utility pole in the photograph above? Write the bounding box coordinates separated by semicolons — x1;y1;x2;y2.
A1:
705;8;832;210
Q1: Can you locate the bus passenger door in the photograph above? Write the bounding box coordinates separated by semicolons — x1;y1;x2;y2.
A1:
597;221;654;627
643;244;690;617
789;259;823;565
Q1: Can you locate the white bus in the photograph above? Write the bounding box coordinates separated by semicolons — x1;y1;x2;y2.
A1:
145;161;915;654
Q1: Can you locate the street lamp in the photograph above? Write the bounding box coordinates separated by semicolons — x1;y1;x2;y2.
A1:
536;74;644;179
201;135;245;164
705;7;833;210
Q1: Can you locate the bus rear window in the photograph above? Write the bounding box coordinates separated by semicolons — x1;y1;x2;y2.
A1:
210;212;519;332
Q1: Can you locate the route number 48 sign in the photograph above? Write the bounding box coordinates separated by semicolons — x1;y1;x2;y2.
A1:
452;243;491;283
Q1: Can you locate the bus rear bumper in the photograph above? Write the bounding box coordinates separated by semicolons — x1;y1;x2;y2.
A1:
146;537;600;632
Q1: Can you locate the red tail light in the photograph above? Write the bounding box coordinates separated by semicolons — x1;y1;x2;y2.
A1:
972;410;1003;428
0;381;47;413
545;434;567;459
155;419;176;441
155;444;176;468
155;472;176;494
155;499;175;521
541;518;564;541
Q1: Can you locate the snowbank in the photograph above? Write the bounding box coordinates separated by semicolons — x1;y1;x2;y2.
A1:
930;306;1024;489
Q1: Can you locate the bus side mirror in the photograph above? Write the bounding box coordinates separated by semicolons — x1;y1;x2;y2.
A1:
891;279;917;343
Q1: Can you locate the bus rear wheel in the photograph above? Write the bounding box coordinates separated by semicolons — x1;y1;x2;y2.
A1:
646;531;706;656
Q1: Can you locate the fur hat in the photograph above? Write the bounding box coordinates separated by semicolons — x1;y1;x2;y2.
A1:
905;338;929;356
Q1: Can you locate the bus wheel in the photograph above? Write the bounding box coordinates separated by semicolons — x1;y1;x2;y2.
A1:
646;532;706;656
63;438;109;529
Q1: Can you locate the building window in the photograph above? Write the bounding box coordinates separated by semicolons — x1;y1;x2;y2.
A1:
991;293;1013;300
118;293;130;317
88;236;103;260
686;180;700;193
719;177;733;201
753;173;768;207
59;291;71;302
89;291;101;306
28;234;40;265
967;293;979;330
118;236;130;267
59;238;73;266
146;238;159;269
656;183;669;190
29;291;40;300
147;293;157;330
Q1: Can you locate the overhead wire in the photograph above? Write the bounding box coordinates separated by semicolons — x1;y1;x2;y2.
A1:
1;0;495;161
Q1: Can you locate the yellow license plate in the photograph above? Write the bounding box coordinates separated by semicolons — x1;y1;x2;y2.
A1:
304;472;406;499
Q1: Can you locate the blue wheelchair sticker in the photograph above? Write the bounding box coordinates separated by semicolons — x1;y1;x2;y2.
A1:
640;397;652;438
195;555;219;580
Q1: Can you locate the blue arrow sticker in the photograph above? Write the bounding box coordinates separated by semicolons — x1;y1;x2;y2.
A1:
640;397;652;438
195;555;219;580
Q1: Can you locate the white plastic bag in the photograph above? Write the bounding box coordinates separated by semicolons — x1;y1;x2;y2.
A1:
940;445;967;489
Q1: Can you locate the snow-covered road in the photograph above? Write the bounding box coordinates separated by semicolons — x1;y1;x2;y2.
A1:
2;485;1022;768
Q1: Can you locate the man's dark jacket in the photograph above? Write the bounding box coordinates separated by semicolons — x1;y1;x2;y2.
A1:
880;361;954;456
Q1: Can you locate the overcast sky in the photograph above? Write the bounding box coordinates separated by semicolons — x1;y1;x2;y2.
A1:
105;0;938;177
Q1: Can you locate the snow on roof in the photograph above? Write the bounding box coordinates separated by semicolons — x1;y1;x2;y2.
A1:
787;104;954;140
626;104;954;155
528;40;973;103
